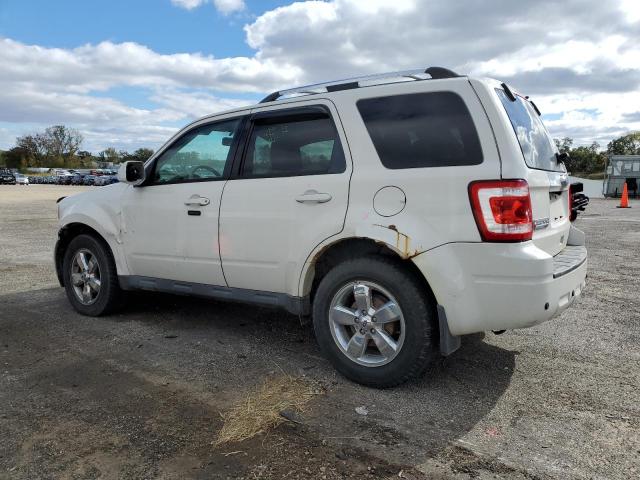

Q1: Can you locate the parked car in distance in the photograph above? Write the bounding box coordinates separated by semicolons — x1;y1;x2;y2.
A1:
70;174;85;185
1;169;16;184
83;175;96;186
15;174;29;185
94;175;118;186
55;66;589;387
93;176;108;186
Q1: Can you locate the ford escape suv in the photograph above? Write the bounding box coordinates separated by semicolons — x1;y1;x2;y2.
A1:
55;67;588;387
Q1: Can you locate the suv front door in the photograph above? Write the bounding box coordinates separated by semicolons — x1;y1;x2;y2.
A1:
120;114;245;285
219;101;352;296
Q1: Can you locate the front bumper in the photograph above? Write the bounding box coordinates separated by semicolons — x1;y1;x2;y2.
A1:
412;235;587;336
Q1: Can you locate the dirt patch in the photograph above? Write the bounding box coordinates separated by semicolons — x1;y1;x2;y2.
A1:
215;375;322;446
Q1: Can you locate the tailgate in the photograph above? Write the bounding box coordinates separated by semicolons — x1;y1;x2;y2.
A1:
491;84;571;256
528;169;571;256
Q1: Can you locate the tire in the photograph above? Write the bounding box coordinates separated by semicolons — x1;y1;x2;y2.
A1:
312;256;437;388
62;234;122;316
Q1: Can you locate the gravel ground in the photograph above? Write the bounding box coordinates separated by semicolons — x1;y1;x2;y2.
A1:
0;185;638;479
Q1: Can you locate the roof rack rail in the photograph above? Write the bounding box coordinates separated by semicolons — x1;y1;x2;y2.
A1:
259;66;460;103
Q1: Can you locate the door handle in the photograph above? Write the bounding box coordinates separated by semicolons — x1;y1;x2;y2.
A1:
295;190;332;204
184;195;210;206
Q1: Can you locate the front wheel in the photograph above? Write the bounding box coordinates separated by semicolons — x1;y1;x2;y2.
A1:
63;234;122;316
312;256;437;388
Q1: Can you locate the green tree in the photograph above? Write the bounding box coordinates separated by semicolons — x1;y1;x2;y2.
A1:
554;137;573;154
3;147;31;169
14;125;83;167
98;147;121;164
606;131;640;155
553;138;606;175
131;148;154;162
42;125;83;162
568;143;605;173
15;134;47;166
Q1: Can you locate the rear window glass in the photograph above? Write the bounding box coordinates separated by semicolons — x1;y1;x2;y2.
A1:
356;91;483;169
496;88;564;172
243;112;346;178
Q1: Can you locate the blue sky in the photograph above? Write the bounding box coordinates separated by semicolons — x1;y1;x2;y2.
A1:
0;0;293;151
0;0;284;56
0;0;639;153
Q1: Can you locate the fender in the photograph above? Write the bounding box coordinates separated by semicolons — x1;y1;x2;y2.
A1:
57;186;130;276
297;218;432;299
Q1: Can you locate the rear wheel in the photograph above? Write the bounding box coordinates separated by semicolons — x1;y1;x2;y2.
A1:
63;234;122;316
313;256;437;388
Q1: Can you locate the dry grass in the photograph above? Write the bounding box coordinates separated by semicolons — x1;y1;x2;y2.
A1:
214;375;322;446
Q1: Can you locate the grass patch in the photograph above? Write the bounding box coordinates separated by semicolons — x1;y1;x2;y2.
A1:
214;375;322;446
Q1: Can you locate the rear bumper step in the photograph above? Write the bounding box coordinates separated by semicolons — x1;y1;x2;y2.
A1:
553;245;587;278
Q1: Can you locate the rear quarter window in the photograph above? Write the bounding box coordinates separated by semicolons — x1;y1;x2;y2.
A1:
495;88;564;173
356;91;483;169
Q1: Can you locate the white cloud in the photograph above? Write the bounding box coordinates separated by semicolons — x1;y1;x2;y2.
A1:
171;0;245;15
171;0;206;10
241;0;640;146
150;90;252;118
0;38;300;94
213;0;245;15
620;0;640;23
2;0;639;151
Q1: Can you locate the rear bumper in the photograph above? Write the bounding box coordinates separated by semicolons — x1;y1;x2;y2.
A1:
412;234;587;336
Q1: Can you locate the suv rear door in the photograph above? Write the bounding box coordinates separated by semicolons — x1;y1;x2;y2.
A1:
219;100;351;296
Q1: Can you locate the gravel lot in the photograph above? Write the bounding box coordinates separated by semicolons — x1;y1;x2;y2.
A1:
0;185;638;479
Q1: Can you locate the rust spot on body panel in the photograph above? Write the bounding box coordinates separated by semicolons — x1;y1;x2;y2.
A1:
373;224;416;259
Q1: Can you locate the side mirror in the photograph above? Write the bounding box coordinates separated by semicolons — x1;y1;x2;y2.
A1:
117;161;146;185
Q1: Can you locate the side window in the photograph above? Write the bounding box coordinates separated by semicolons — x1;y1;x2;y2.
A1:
495;89;563;173
357;91;483;169
152;118;241;184
242;110;346;178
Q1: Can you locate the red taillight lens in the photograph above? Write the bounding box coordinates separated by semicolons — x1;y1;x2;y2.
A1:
568;184;575;222
469;179;533;242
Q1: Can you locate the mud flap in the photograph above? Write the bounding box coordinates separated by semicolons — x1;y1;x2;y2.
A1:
437;304;461;356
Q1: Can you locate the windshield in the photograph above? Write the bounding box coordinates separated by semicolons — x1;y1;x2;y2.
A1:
496;88;564;173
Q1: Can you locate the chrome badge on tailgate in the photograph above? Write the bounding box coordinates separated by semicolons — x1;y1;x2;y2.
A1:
533;218;550;230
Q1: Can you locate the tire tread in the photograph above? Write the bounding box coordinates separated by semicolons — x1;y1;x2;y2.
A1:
313;255;437;388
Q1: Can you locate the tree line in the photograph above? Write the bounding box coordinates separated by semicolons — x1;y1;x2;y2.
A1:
0;125;154;170
555;132;639;176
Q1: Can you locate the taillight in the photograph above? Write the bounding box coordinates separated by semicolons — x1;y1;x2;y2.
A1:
568;184;575;222
469;179;533;242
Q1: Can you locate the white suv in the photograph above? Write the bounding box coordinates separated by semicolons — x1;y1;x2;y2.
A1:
55;67;588;387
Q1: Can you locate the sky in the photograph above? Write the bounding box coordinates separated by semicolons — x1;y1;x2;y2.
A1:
0;0;639;153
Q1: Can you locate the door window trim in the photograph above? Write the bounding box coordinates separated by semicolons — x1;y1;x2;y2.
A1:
230;105;347;180
141;115;248;187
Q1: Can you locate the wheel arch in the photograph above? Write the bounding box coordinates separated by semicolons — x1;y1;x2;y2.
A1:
54;222;118;286
300;236;438;307
300;236;461;356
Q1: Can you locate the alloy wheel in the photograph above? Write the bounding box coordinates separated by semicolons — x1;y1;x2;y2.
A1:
70;248;101;305
328;281;405;367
